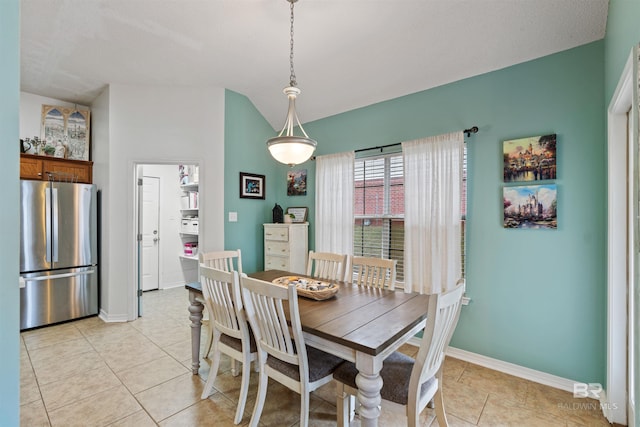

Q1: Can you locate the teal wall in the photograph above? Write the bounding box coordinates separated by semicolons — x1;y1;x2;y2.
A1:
605;0;640;101
0;0;21;424
224;90;314;272
225;41;606;383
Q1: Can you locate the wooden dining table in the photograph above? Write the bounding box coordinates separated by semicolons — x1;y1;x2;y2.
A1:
185;269;431;427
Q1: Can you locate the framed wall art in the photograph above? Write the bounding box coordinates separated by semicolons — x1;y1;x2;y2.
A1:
503;134;556;182
287;169;307;196
503;184;557;229
286;207;308;223
239;172;265;199
41;105;91;161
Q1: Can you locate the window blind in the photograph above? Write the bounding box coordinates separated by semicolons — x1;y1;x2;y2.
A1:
353;144;467;283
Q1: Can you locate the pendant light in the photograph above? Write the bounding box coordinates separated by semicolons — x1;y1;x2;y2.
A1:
267;0;317;167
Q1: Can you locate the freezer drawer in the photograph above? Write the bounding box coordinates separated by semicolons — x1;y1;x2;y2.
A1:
20;267;98;330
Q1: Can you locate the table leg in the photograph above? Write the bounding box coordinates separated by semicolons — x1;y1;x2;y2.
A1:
355;355;383;426
188;291;204;375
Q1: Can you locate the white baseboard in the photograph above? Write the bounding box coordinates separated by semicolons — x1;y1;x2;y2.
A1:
161;282;186;290
98;309;129;323
406;338;578;393
445;346;578;392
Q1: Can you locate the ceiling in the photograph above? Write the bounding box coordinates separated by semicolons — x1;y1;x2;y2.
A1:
20;0;609;130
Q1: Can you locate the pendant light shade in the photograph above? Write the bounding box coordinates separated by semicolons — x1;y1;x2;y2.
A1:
267;0;316;167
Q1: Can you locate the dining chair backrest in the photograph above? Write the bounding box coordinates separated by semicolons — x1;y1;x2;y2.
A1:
200;265;246;340
199;249;244;361
200;265;257;424
241;276;305;374
349;256;397;290
334;278;465;427
240;275;344;427
306;251;347;282
200;249;243;275
408;279;465;411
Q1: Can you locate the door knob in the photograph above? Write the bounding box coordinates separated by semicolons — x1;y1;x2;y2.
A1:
153;238;159;242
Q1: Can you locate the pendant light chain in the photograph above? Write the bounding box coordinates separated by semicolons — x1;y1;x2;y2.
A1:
289;0;297;87
267;0;316;167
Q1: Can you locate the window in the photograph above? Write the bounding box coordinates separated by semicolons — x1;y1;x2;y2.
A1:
354;154;405;280
353;146;467;283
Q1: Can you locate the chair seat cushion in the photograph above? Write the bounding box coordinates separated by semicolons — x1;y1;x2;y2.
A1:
267;346;344;382
333;351;435;405
220;327;257;353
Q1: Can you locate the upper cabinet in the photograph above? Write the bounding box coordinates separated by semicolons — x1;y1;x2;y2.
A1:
20;154;93;184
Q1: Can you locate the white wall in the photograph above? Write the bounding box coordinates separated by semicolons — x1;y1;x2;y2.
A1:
93;84;225;322
142;164;198;288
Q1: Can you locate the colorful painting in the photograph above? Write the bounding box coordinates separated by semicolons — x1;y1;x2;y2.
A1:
503;184;557;229
503;134;556;182
287;169;307;196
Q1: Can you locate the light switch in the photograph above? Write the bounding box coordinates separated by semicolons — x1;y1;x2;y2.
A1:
228;211;238;222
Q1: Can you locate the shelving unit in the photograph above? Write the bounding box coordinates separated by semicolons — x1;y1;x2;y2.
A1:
180;182;199;262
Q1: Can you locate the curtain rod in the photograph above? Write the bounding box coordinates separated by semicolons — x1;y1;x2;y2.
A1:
353;126;479;154
309;126;478;160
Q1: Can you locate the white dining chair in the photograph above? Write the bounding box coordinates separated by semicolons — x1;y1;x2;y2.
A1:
306;250;348;282
199;250;243;359
199;265;257;425
240;275;345;427
334;279;465;427
200;249;243;275
349;255;397;290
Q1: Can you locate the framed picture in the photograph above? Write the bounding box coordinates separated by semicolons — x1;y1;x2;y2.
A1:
287;169;307;196
41;105;91;161
503;184;557;229
239;172;265;199
503;134;556;182
286;207;308;223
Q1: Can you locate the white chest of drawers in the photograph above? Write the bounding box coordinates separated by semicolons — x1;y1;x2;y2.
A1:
263;223;308;274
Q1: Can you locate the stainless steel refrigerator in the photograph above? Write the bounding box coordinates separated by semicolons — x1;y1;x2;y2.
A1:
20;180;99;330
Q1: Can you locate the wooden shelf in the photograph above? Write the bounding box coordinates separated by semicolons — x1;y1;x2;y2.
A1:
180;182;199;190
179;254;198;261
20;154;93;184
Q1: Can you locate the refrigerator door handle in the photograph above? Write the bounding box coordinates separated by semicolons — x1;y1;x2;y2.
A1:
21;269;96;282
51;188;59;262
45;189;52;263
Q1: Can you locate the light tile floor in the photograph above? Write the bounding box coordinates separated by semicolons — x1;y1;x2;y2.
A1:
20;286;611;426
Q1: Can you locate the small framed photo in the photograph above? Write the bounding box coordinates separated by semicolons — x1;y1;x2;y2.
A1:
239;172;265;199
286;207;308;223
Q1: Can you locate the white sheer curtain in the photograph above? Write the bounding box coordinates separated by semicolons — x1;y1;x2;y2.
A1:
315;151;355;255
402;131;464;294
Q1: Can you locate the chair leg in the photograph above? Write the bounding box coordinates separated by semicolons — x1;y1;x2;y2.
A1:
231;359;239;376
349;395;356;421
433;388;449;427
249;366;268;427
202;321;214;359
300;389;310;427
336;383;351;427
201;334;222;399
234;352;252;424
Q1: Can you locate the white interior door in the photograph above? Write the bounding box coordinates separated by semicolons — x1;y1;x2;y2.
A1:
142;176;160;291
